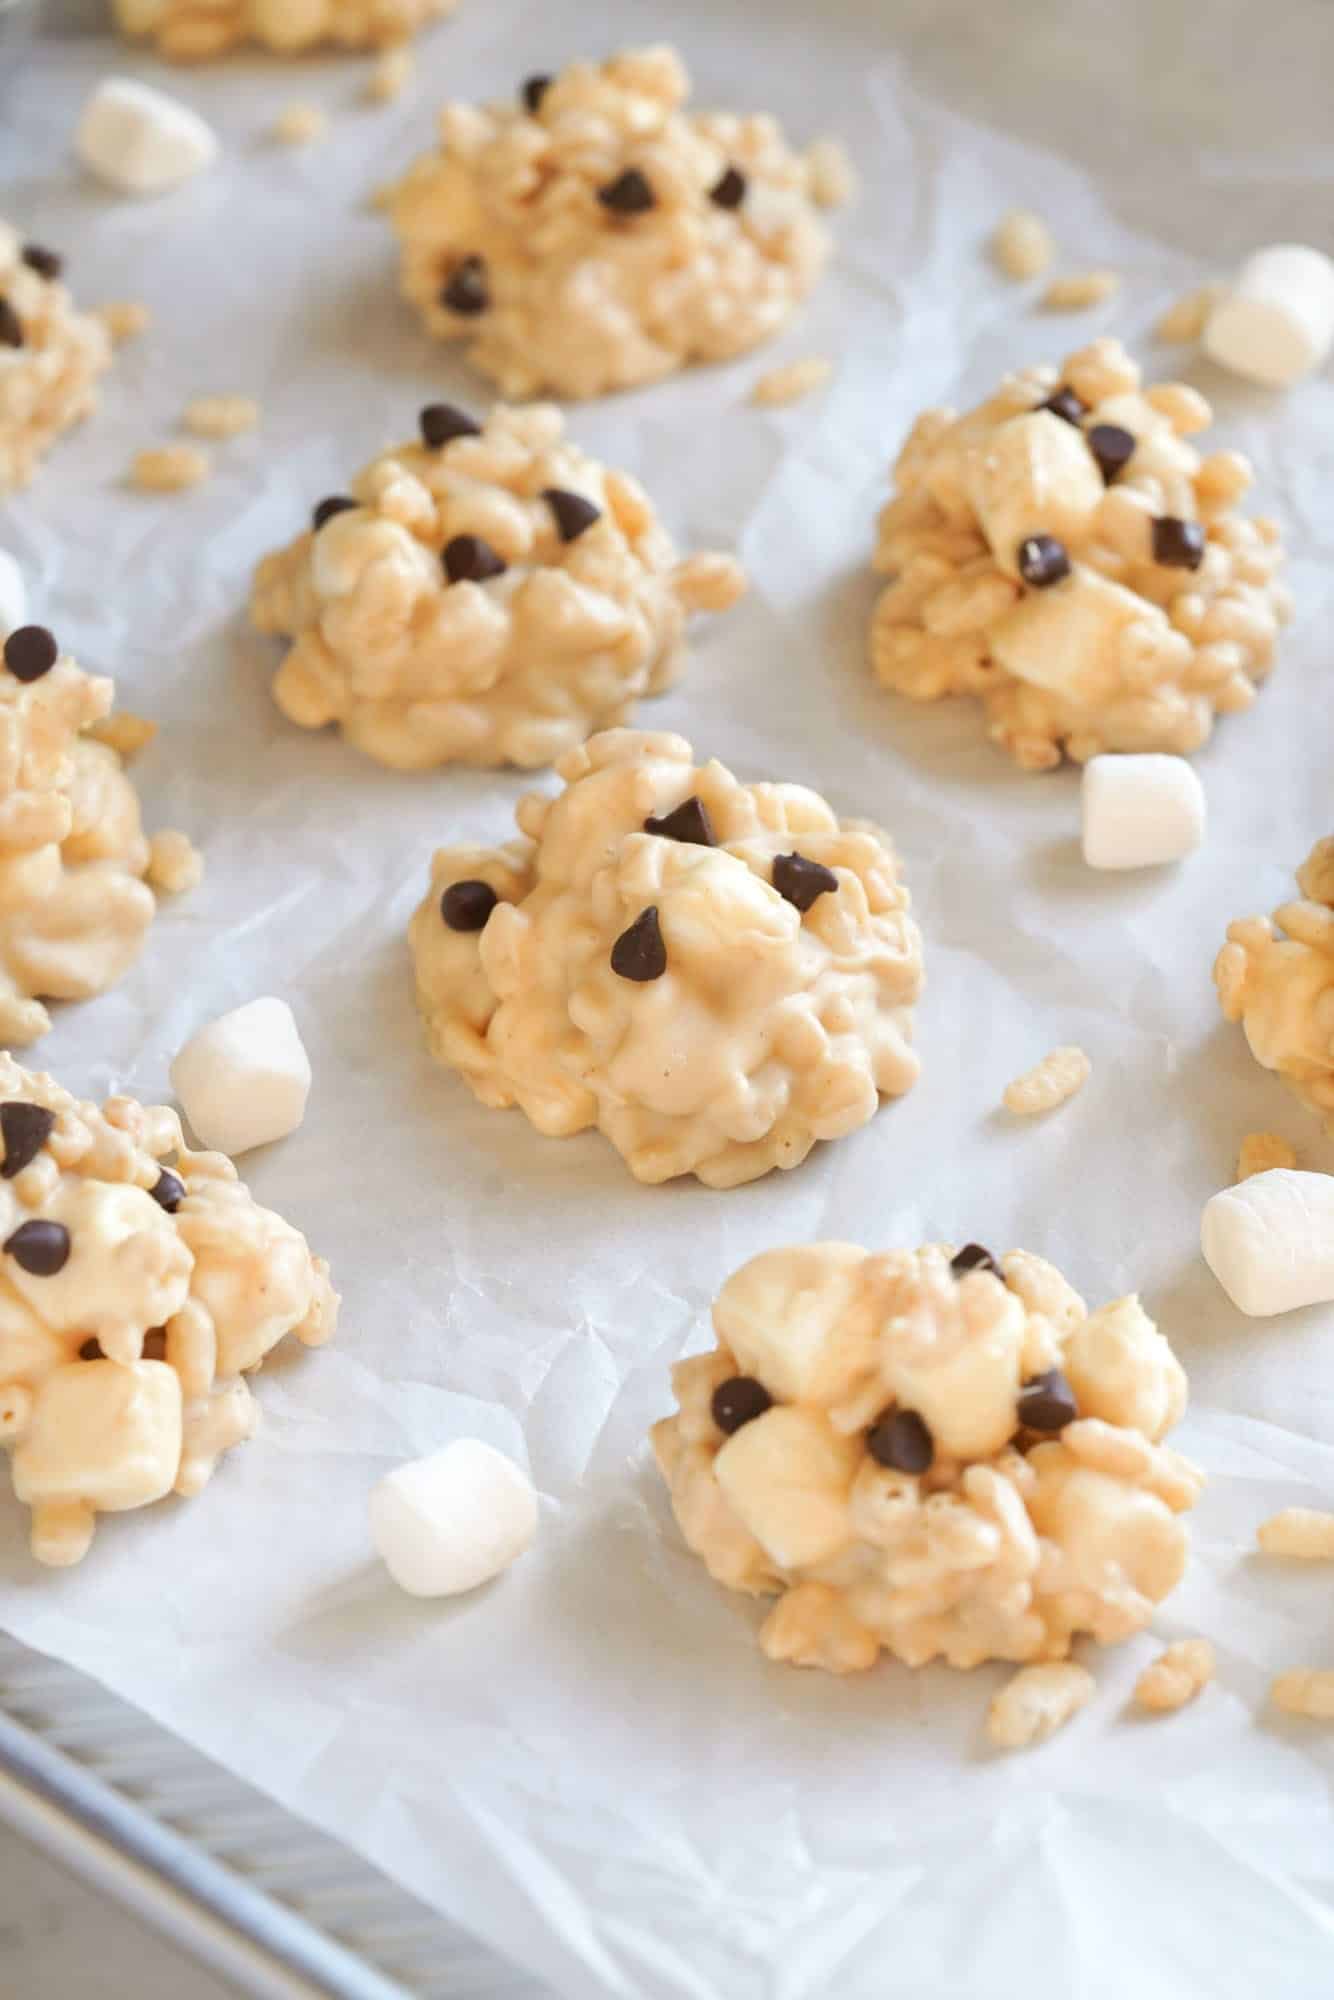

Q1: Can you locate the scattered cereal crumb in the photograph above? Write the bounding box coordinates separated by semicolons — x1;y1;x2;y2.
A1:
1134;1638;1215;1713
804;138;856;209
183;395;260;440
86;712;158;761
146;829;204;896
1258;1507;1334;1560
366;45;413;103
1041;270;1121;312
1237;1131;1297;1180
369;180;395;212
1271;1668;1334;1720
992;208;1054;281
130;445;211;493
97;300;151;343
987;1662;1095;1748
273;102;328;147
1154;284;1221;345
750;357;833;407
1002;1045;1091;1117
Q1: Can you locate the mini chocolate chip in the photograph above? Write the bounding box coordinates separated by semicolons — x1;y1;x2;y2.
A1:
1087;422;1136;485
867;1408;934;1474
773;851;838;913
710;165;747;209
5;1219;70;1277
597;168;655;215
610;905;667;982
643;796;716;847
1152;515;1205;570
79;1337;103;1361
312;494;358;531
21;244;62;281
1039;386;1085;426
711;1375;773;1434
951;1242;999;1277
0;1102;55;1180
150;1169;185;1213
141;1329;168;1361
3;625;59;684
521;73;553;113
1016;1368;1078;1432
1017;534;1071;588
441;879;499;932
0;299;22;348
442;534;508;585
441;255;489;316
420;402;481;449
542;487;602;542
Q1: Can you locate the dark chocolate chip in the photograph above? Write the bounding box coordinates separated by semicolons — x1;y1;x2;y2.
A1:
3;625;59;684
21;244;62;281
311;494;358;531
951;1242;999;1277
521;73;553;113
643;796;717;847
610;905;667;982
1039;386;1086;426
542;487;602;542
1016;1367;1078;1433
0;298;22;348
0;1102;55;1180
440;255;489;316
867;1408;934;1474
419;402;481;449
5;1219;70;1276
141;1328;168;1361
1087;422;1136;485
1151;515;1205;570
597;168;655;215
150;1169;185;1213
441;879;499;932
711;1375;773;1435
442;533;508;585
709;165;747;210
1017;534;1071;588
78;1337;103;1360
773;851;838;913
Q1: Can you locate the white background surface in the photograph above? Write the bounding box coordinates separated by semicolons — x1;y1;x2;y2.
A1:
4;3;1334;1996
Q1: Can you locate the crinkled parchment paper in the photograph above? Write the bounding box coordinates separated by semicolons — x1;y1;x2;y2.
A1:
4;3;1334;1994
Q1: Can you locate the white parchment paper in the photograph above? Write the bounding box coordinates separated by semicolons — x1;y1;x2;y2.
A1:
5;4;1334;1993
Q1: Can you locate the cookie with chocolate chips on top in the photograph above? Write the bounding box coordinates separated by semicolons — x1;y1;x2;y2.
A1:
0;221;111;493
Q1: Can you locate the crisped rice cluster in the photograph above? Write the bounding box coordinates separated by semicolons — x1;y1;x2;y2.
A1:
251;401;745;770
0;223;111;495
654;1242;1200;1672
409;728;923;1187
113;0;454;59
870;338;1291;770
0;1056;337;1566
385;44;851;399
1215;837;1334;1126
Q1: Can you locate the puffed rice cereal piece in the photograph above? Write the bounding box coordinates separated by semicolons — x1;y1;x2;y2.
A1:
1003;1045;1090;1116
1237;1131;1297;1180
1154;285;1220;346
992;209;1054;281
146;828;204;894
869;337;1291;769
384;45;849;399
130;444;210;492
0;223;111;495
1258;1507;1334;1559
183;394;259;439
1271;1668;1334;1720
367;44;413;102
988;1662;1096;1747
652;1240;1200;1674
273;102;328;146
1133;1636;1214;1711
1041;271;1121;312
86;711;158;759
750;357;833;407
409;729;923;1186
0;1054;336;1565
251;401;746;770
1214;839;1334;1128
96;300;151;344
114;0;454;59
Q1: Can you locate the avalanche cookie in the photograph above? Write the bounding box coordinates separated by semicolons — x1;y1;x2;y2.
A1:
251;401;745;769
408;728;923;1186
0;1055;337;1565
653;1241;1201;1672
114;0;454;59
0;625;199;1046
0;224;111;494
384;45;851;399
870;338;1290;769
1215;838;1334;1126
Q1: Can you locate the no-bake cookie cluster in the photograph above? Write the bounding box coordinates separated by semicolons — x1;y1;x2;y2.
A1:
0;223;110;495
113;0;455;60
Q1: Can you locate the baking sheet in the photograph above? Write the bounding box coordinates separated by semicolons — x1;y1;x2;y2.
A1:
5;4;1334;1995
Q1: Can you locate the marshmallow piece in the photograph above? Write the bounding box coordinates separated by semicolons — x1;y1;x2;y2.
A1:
369;1439;538;1597
966;410;1104;576
1201;1169;1334;1316
1204;246;1334;389
989;563;1160;702
170;997;311;1156
0;550;25;639
12;1360;182;1566
1080;754;1206;869
75;78;219;197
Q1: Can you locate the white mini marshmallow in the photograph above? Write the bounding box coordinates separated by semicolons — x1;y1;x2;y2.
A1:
0;550;25;639
170;997;311;1157
370;1439;538;1597
75;78;219;198
1204;245;1334;389
1201;1169;1334;1316
1080;753;1206;869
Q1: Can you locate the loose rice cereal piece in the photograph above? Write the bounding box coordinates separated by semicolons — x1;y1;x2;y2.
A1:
1237;1132;1297;1180
987;1662;1095;1748
366;46;413;102
1041;270;1121;312
182;395;259;440
86;712;158;760
146;829;204;895
992;208;1055;281
97;300;151;343
1134;1637;1215;1712
804;138;856;209
1258;1507;1334;1559
750;357;833;407
1003;1046;1091;1117
130;445;210;492
273;103;327;147
1271;1668;1334;1720
1155;285;1221;345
